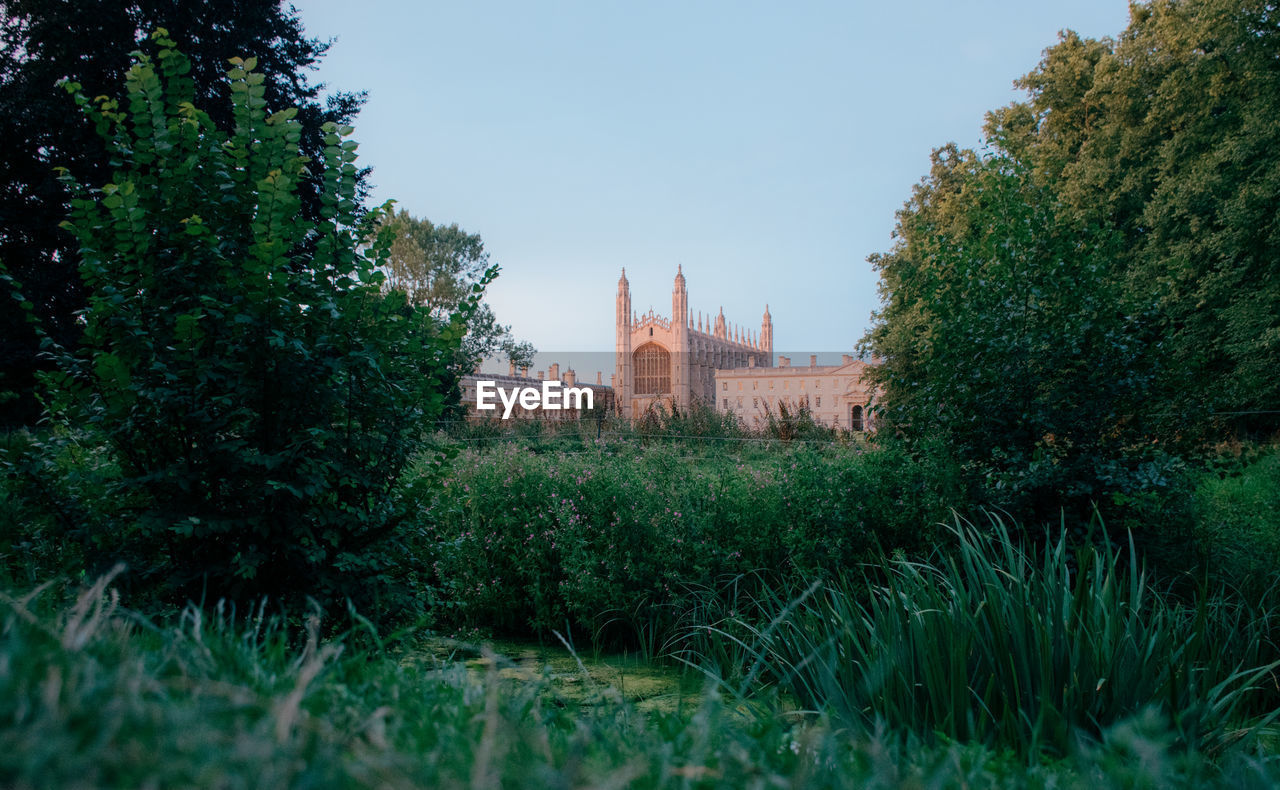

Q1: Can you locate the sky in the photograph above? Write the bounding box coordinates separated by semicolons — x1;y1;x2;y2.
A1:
291;0;1133;365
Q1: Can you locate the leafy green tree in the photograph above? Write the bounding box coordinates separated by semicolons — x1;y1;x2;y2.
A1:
0;0;365;426
381;209;535;369
49;32;488;611
1007;0;1280;439
867;0;1279;523
382;210;489;316
865;144;1159;522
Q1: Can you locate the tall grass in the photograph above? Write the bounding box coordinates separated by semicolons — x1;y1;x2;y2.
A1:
694;516;1280;759
1192;446;1280;597
4;571;1280;787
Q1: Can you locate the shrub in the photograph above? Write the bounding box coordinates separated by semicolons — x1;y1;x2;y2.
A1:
1191;446;1280;598
40;32;487;614
414;439;958;650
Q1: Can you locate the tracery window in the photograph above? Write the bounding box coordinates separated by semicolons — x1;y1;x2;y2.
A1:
633;343;670;394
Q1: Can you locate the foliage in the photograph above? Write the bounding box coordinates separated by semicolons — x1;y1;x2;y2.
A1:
1006;1;1280;439
380;209;490;315
865;144;1162;524
757;397;848;443
43;34;487;612
3;565;1280;787
414;438;959;650
632;398;747;442
379;209;535;369
706;516;1280;760
865;0;1280;524
1191;445;1280;598
0;0;364;426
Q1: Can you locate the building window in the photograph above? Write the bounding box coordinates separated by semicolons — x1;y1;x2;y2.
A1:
737;381;742;391
752;381;758;390
769;381;774;390
815;397;821;407
736;396;743;408
851;405;864;432
722;398;728;409
752;397;758;408
633;343;670;394
721;381;727;391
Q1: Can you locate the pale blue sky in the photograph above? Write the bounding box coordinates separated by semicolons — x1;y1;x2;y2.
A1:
292;1;1132;357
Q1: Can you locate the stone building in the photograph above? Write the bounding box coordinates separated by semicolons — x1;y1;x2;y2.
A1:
613;266;875;429
613;266;773;418
715;354;875;431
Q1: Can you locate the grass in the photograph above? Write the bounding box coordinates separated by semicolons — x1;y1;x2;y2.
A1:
1192;446;1280;596
4;570;1280;788
688;515;1280;760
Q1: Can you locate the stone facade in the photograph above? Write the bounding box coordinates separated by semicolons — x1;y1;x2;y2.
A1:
613;267;875;429
714;354;874;431
613;266;773;418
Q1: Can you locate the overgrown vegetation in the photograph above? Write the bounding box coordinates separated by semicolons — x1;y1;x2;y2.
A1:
413;435;958;648
4;34;489;616
1191;445;1280;599
695;517;1280;759
2;573;1278;789
2;0;1280;785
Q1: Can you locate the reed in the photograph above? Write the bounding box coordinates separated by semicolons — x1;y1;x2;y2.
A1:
693;515;1280;758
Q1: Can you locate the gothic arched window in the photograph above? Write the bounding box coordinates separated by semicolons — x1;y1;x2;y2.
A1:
851;404;864;432
633;343;670;394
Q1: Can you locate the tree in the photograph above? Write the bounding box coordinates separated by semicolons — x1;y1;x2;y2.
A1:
1007;0;1280;440
48;32;488;611
0;0;365;426
380;209;536;369
382;209;489;316
864;144;1159;523
866;0;1280;524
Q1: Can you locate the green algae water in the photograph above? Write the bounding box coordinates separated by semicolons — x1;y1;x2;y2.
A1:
422;637;707;715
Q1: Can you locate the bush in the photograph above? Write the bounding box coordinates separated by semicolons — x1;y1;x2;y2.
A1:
413;439;960;651
36;32;486;614
1191;446;1280;598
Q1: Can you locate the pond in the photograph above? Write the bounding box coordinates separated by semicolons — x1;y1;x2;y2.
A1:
421;637;712;715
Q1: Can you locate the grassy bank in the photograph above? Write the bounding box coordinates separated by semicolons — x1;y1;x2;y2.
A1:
3;572;1279;789
692;517;1280;760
